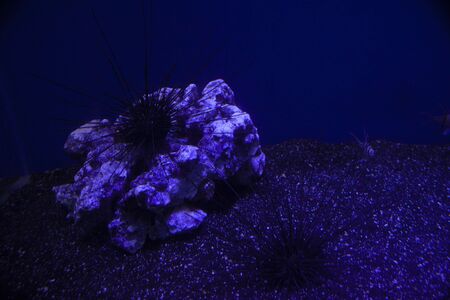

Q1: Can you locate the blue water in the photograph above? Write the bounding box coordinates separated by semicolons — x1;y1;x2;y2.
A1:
0;0;449;177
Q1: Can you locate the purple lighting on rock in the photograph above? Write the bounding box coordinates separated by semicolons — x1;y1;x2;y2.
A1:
53;79;265;253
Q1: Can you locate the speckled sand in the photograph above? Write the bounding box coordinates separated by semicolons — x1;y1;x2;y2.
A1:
0;140;448;299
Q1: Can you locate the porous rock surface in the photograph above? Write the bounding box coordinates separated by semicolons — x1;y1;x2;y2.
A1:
52;80;265;253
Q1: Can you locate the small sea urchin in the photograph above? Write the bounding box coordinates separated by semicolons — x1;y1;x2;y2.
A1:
85;87;195;174
114;92;179;158
205;185;332;293
256;220;327;290
205;171;390;296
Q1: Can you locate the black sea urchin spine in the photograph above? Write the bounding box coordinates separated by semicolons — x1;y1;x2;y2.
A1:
201;169;389;295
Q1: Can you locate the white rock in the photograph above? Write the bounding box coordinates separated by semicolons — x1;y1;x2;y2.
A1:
165;206;207;235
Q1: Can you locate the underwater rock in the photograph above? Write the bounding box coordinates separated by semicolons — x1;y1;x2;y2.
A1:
108;210;149;254
165;206;207;235
63;119;113;157
52;79;265;253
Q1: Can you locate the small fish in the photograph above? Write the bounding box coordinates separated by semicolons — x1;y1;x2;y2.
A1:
0;175;31;205
351;131;375;158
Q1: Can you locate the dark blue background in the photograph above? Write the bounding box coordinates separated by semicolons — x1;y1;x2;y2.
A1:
1;0;449;177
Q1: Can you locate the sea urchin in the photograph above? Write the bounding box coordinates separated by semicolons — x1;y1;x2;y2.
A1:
256;221;327;290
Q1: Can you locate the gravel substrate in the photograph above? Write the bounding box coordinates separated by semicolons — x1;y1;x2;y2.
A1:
0;139;448;299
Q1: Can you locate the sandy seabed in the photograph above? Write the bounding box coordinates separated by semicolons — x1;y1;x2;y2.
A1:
0;139;448;299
